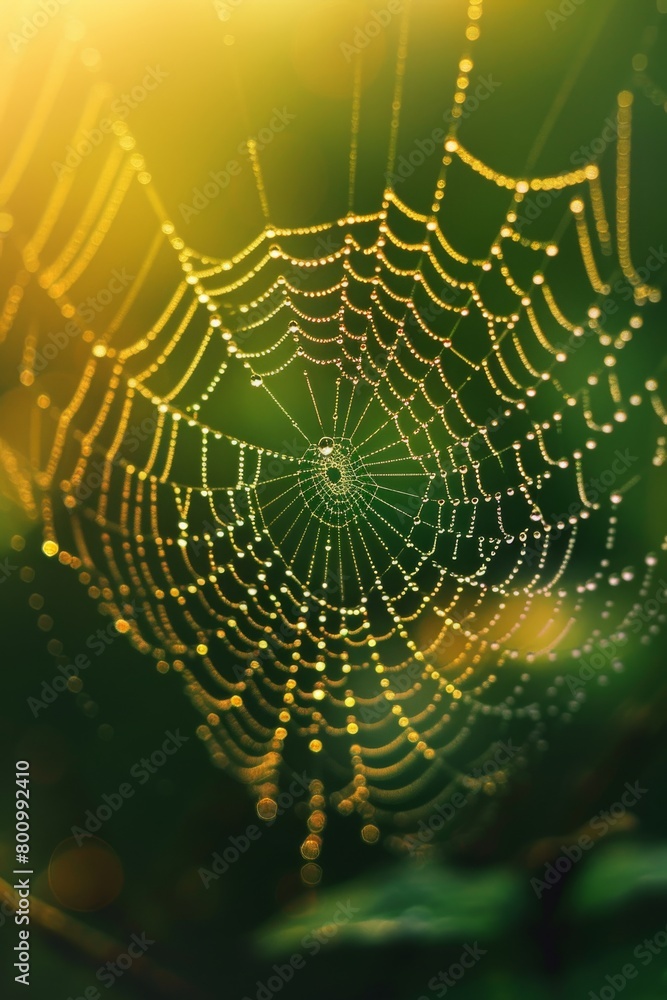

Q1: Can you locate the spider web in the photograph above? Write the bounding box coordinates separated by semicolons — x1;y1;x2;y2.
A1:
1;1;666;878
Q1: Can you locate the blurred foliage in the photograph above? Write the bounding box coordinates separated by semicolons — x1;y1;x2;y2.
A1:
1;0;667;998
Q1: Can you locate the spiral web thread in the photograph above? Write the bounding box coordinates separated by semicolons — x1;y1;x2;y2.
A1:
1;2;667;876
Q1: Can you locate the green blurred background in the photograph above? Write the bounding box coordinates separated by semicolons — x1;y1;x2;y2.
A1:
1;0;667;997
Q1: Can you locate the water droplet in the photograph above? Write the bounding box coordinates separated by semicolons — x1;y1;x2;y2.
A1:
318;437;334;457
